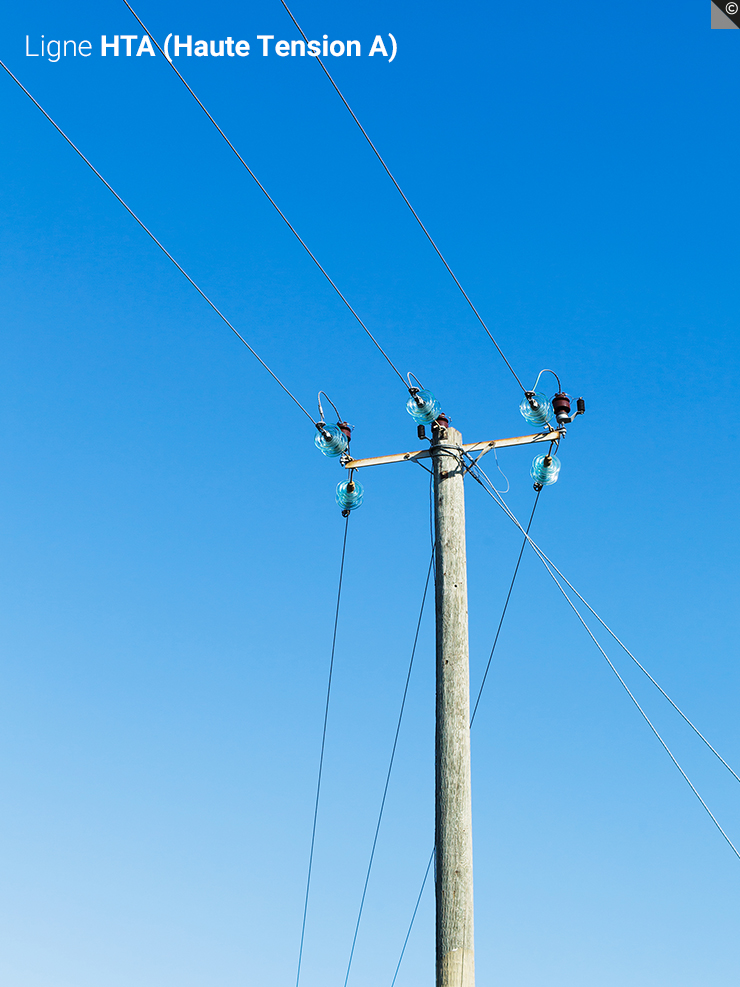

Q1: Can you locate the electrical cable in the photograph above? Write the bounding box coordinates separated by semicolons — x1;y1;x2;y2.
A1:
466;456;740;787
278;0;529;394
343;467;434;985
0;58;318;426
389;847;434;987
541;555;740;860
470;489;541;727
393;453;740;983
387;482;542;986
342;546;435;987
295;513;351;987
467;465;740;861
119;0;408;388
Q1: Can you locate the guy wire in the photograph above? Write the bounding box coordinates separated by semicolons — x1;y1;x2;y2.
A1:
343;466;434;986
470;488;541;727
342;546;435;987
388;482;542;986
467;457;740;787
0;58;317;426
120;0;408;388
389;847;435;987
295;513;351;987
468;467;740;861
278;0;528;394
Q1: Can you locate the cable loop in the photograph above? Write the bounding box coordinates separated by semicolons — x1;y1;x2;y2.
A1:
532;368;562;392
317;390;343;425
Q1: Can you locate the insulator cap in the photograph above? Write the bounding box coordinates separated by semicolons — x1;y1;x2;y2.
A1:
315;423;349;458
435;413;449;429
336;478;364;512
530;452;561;486
406;388;441;424
552;392;571;424
520;391;552;426
338;422;353;442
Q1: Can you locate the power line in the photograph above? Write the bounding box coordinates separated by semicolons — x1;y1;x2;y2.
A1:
120;0;408;388
295;513;352;987
387;483;543;986
468;464;740;862
470;489;541;727
392;451;740;983
389;846;434;987
343;546;435;987
0;58;317;426
467;457;740;788
278;0;528;394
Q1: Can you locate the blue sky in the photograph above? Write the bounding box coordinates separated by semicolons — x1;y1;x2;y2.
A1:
1;1;739;985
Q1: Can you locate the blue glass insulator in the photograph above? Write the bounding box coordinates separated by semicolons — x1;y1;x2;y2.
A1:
336;479;364;511
530;453;561;486
520;392;553;426
406;389;441;424
315;424;349;458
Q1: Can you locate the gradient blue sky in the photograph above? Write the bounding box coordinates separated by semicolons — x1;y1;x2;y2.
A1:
1;1;739;985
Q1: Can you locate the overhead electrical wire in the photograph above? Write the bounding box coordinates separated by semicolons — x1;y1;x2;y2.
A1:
466;459;740;861
470;489;541;727
278;0;529;394
119;0;408;388
389;846;434;987
388;484;543;986
467;456;740;788
342;468;434;986
342;546;435;987
295;514;352;987
391;447;740;983
0;58;318;426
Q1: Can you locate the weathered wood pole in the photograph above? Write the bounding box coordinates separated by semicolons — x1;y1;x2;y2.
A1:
432;424;475;987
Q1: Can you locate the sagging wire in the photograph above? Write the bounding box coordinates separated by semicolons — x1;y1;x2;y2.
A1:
490;448;510;494
119;0;409;390
0;58;320;427
467;465;740;861
295;513;352;987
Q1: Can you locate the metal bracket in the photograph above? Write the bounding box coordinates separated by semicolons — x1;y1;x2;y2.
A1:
344;429;564;470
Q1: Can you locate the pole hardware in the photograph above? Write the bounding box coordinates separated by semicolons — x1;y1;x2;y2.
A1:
311;370;584;985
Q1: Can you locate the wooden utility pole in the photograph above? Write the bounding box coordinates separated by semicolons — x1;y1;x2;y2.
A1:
432;426;475;987
345;422;563;987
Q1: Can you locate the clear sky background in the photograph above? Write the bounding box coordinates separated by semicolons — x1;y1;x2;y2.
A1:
1;1;739;985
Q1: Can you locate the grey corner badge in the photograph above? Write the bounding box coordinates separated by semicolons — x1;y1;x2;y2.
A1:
712;0;740;27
